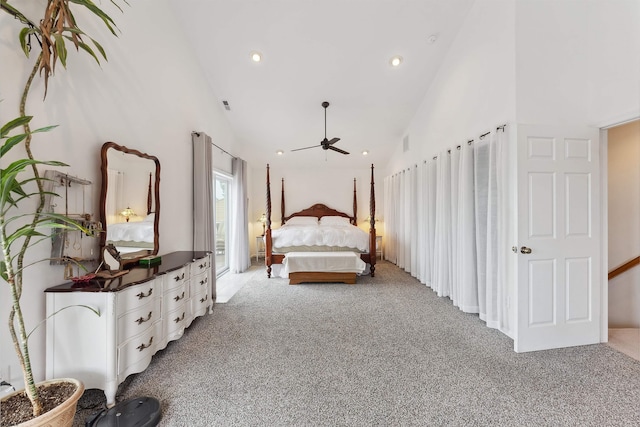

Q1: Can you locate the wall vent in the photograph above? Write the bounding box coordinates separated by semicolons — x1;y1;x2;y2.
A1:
222;100;231;111
403;135;410;152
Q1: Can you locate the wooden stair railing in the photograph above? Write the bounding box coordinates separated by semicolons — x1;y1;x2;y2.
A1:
608;255;640;280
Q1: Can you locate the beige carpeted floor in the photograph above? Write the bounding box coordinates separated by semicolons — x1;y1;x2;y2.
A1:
73;261;640;426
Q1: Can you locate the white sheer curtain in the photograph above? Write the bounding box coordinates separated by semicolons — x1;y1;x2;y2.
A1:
474;131;508;330
409;166;418;275
229;157;250;273
383;127;508;332
192;132;214;253
383;175;395;264
457;142;479;313
106;169;123;224
432;151;451;297
398;171;406;270
450;148;461;305
425;160;437;288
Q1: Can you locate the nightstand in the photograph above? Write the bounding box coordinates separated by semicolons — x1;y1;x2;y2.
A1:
255;236;265;262
376;235;383;259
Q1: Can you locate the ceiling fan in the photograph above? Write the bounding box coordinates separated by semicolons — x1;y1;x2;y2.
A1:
292;101;349;155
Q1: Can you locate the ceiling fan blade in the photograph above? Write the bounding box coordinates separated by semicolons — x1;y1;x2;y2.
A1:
327;137;340;145
328;146;349;155
291;144;320;152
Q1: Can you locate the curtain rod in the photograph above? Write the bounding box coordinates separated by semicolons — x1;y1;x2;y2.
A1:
192;131;238;159
389;123;508;173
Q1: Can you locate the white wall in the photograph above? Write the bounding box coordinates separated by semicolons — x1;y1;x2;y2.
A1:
386;0;516;176
608;120;640;328
0;0;237;388
515;0;640;126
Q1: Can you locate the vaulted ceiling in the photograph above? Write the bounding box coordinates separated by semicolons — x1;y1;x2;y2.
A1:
171;0;475;169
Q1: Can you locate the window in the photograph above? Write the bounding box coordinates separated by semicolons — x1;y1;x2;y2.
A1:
214;173;230;276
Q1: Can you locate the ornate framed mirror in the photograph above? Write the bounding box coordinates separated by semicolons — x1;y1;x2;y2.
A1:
99;142;160;266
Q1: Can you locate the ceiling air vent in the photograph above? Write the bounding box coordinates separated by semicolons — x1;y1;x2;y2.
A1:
403;135;409;152
222;100;231;111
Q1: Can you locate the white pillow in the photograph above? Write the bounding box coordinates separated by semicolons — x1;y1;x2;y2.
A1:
285;216;318;226
319;216;351;226
144;213;155;222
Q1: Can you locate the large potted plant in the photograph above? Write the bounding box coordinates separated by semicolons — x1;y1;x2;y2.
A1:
0;1;127;425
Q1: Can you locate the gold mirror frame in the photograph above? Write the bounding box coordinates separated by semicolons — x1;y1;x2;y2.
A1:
99;142;160;266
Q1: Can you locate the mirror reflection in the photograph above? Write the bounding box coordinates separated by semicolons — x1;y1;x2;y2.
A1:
99;142;160;263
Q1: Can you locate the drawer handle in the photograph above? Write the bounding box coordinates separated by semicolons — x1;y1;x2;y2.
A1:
174;272;185;281
174;312;185;323
199;277;207;285
136;336;153;352
136;288;153;299
200;294;208;303
198;262;207;269
174;291;185;302
135;311;152;325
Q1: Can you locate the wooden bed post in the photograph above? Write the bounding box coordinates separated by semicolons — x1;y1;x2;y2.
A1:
369;164;376;277
147;173;153;215
281;178;285;225
353;178;357;226
265;164;272;277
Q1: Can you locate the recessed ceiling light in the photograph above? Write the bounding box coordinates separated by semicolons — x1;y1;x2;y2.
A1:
250;51;262;62
389;55;403;67
428;34;438;44
276;150;284;155
362;150;369;156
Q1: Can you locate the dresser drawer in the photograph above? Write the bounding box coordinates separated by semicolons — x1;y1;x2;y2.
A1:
164;266;188;292
116;280;158;315
166;307;188;342
191;289;210;318
190;256;210;277
164;282;188;313
117;326;155;377
117;297;161;344
190;272;209;297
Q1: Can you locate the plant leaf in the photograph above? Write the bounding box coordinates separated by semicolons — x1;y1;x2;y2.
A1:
69;0;118;36
0;261;7;282
1;134;28;158
30;125;58;134
18;27;35;57
1;116;32;138
63;35;100;64
90;37;107;60
53;34;68;68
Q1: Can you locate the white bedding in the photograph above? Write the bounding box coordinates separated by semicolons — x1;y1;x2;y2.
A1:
271;223;369;253
107;221;154;245
282;252;366;275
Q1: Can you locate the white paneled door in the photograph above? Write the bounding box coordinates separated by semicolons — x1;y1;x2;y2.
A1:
515;125;602;352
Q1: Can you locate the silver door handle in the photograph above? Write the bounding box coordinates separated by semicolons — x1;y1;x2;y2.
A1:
520;246;532;254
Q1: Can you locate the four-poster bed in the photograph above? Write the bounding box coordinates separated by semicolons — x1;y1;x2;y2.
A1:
264;164;377;283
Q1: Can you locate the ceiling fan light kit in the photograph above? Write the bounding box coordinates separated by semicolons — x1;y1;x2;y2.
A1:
292;101;349;155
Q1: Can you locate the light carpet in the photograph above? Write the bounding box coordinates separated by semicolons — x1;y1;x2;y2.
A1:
73;261;640;426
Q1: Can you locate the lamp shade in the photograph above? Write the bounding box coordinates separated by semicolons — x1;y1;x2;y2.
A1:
120;207;136;222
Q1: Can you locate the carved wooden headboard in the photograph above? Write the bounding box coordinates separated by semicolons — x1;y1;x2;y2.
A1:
283;203;355;225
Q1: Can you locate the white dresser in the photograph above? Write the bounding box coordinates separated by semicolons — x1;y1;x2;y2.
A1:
45;251;213;406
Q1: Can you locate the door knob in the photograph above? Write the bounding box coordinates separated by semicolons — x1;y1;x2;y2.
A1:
520;246;532;254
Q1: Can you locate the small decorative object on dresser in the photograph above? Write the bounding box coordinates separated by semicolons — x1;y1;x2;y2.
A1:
45;251;214;407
